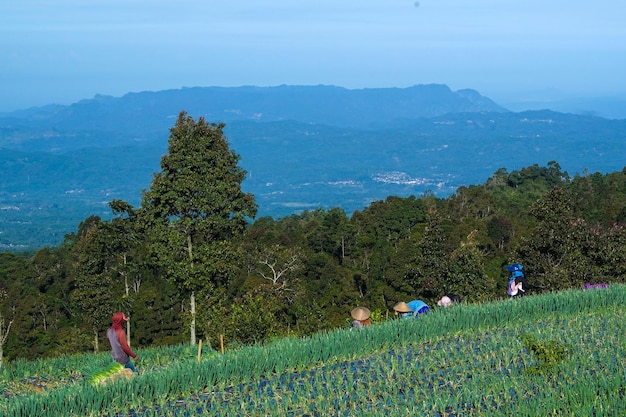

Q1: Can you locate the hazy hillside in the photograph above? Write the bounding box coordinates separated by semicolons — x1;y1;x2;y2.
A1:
1;85;625;250
501;93;626;120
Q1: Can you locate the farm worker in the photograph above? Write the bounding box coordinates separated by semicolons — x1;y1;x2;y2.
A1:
407;300;430;315
506;263;526;297
107;312;139;373
393;301;413;318
351;307;371;328
437;294;461;307
393;300;430;318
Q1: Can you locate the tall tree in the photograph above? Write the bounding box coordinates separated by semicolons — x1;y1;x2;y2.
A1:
449;229;495;301
101;199;146;347
513;186;584;291
140;111;257;345
0;265;16;368
0;311;12;369
71;216;119;352
409;207;451;299
0;252;56;361
25;246;78;357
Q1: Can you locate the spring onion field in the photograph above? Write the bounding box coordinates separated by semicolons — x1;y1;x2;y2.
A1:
2;285;625;417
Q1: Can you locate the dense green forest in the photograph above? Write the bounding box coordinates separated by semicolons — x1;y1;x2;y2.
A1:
1;112;625;363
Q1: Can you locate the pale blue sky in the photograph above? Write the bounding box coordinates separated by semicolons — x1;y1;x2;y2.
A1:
1;0;625;112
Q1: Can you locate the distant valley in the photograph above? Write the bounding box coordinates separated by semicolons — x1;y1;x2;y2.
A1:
1;84;625;250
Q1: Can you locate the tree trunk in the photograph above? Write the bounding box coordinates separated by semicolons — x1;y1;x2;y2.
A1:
123;253;129;296
122;253;132;347
126;319;131;348
187;234;197;346
93;329;99;352
190;291;196;346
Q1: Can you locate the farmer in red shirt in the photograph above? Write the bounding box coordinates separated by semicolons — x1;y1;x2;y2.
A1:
107;312;139;373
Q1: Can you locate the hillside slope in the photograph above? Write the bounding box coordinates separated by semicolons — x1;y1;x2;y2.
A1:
2;285;625;416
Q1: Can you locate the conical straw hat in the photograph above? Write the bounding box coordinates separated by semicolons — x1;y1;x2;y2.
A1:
351;307;371;321
393;301;412;313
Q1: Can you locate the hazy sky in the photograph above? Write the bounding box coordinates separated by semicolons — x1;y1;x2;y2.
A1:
1;0;625;112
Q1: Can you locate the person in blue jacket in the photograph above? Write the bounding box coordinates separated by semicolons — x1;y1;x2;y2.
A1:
407;300;430;315
506;263;527;297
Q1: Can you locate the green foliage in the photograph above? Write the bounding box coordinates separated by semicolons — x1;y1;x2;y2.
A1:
449;229;495;301
519;333;571;374
141;112;257;289
507;161;569;190
196;288;280;348
515;187;575;289
87;362;124;385
408;207;450;298
71;217;120;349
368;308;385;323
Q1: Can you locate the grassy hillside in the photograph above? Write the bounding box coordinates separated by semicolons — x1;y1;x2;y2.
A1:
2;285;625;416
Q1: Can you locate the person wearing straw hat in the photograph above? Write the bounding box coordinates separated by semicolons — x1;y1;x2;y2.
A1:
393;301;414;318
351;307;371;328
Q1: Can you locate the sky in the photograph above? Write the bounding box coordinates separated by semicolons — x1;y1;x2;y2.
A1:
1;0;625;112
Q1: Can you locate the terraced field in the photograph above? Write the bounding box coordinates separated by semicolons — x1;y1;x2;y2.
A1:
2;286;625;416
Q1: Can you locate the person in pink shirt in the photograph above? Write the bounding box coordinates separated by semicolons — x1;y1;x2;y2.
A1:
437;294;461;307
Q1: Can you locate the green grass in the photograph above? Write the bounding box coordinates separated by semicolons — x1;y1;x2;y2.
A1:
2;285;625;416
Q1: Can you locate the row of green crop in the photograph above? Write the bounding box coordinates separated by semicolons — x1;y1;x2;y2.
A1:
104;307;626;416
2;285;625;416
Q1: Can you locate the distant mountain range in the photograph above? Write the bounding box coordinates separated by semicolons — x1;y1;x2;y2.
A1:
500;93;626;120
1;84;625;250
